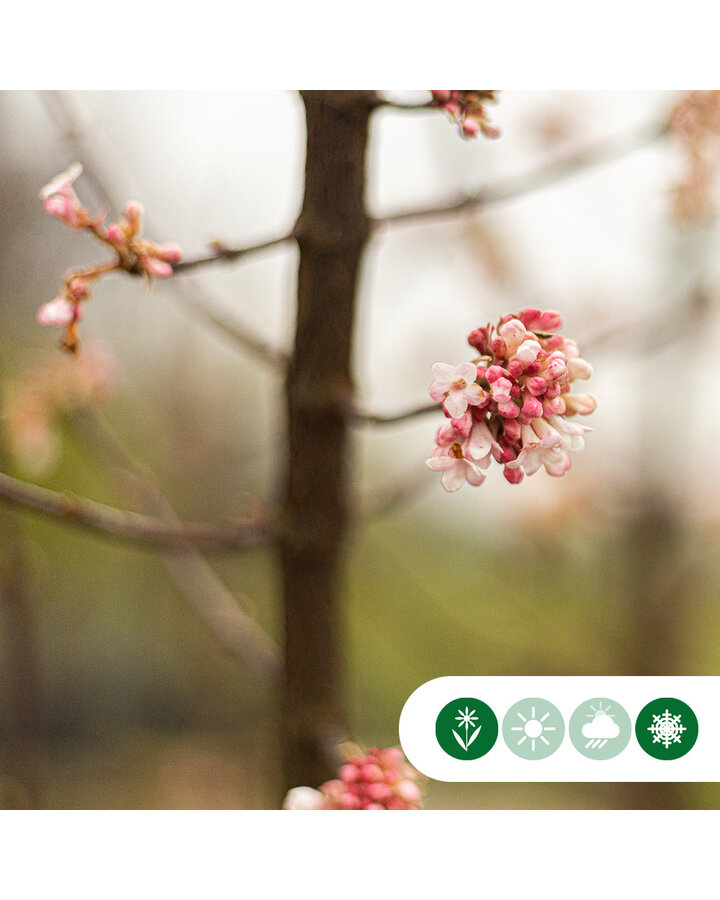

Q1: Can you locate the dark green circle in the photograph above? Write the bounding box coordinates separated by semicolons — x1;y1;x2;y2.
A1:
435;697;498;760
635;697;698;760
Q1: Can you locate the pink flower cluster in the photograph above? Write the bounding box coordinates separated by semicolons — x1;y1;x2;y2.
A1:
669;91;720;224
426;309;596;490
4;342;118;475
431;90;500;139
283;746;423;810
38;163;182;351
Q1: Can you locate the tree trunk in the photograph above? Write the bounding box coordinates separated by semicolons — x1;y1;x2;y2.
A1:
279;91;375;793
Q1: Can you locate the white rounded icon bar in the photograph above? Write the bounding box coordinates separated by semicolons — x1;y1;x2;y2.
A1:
399;676;716;782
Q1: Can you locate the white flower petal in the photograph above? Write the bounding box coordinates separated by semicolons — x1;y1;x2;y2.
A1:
444;390;468;418
441;463;467;492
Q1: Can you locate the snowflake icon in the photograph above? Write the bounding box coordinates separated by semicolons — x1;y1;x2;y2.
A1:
648;708;687;749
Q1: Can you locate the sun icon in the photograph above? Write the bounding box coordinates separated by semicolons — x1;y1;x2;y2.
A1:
510;704;557;752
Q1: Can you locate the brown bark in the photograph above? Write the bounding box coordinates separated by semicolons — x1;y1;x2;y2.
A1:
279;91;375;792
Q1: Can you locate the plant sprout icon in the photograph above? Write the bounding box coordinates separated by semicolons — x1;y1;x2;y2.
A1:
510;704;557;752
582;701;619;749
453;707;482;752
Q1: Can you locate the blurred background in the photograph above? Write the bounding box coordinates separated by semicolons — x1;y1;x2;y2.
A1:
1;90;719;809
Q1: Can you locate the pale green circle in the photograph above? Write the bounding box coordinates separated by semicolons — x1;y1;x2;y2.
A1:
569;697;631;760
502;698;565;760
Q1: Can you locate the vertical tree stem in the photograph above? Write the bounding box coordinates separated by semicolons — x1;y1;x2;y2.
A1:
280;91;375;792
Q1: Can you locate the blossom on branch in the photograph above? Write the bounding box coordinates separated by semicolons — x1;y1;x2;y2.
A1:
426;309;596;489
38;164;183;352
283;746;423;810
3;343;119;475
431;91;500;139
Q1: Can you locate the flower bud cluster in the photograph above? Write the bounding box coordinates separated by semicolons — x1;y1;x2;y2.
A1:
283;746;423;810
669;90;720;224
426;309;596;490
37;163;182;352
431;90;500;139
3;342;118;475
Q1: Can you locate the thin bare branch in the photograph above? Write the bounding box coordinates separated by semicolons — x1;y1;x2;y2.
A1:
373;119;669;229
75;411;280;678
349;401;438;427
374;99;434;112
0;471;273;550
172;235;295;274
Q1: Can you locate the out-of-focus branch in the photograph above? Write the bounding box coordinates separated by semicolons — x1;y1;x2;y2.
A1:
172;279;289;367
373;120;669;229
75;411;280;678
349;401;438;427
0;471;273;550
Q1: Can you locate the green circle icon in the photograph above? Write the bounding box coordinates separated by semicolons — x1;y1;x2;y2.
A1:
502;698;565;759
435;697;498;760
635;697;698;760
569;697;632;760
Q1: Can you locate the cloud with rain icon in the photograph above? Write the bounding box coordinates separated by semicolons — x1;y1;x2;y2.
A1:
582;704;620;749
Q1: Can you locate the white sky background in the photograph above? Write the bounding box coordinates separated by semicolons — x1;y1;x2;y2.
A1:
4;90;720;536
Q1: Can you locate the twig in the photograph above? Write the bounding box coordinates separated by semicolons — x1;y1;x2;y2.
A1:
373;120;669;229
0;471;273;550
172;235;295;274
349;401;438;427
75;411;280;678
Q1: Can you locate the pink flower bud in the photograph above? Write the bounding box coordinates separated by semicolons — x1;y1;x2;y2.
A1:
123;201;144;235
140;256;173;278
544;381;561;400
491;337;507;357
543;397;565;417
462;117;481;137
519;308;563;332
503;418;522;442
563;393;597;415
395;780;422;803
67;277;90;301
526;376;547;396
339;764;359;784
451;413;472;438
545;357;567;380
498;319;526;353
567;357;593;380
507;359;524;378
486;365;506;384
37;297;79;327
522;395;543;418
106;223;127;246
156;243;183;264
366;782;393;803
467;328;491;353
497;400;519;418
361;764;384;783
432;90;452;104
515;339;542;364
503;465;525;484
524;361;541;376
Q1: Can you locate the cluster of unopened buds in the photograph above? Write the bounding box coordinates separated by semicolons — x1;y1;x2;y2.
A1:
668;90;720;224
38;163;183;352
431;90;500;139
283;746;423;810
426;309;596;490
